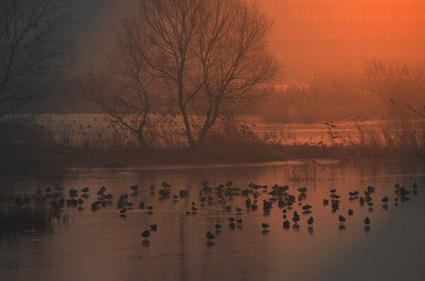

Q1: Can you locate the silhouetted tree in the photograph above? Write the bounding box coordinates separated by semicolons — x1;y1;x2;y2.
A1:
363;59;425;114
0;0;71;124
86;0;280;149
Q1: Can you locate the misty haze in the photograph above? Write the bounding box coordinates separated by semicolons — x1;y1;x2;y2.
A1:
1;1;424;281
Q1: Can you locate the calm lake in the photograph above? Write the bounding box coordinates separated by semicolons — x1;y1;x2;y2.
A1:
1;161;424;281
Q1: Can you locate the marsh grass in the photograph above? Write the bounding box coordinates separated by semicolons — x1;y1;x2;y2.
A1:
0;200;50;231
1;108;424;178
283;162;327;182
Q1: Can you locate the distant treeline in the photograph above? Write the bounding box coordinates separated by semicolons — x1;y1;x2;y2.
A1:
268;0;425;38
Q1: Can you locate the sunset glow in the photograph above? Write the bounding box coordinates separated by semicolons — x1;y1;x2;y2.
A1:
1;1;424;281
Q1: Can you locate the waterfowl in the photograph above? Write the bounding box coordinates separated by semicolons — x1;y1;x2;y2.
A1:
226;181;233;187
104;193;113;200
261;223;269;230
323;199;329;205
245;198;252;208
236;219;243;224
162;182;171;188
338;215;346;225
159;189;170;197
331;201;339;210
150;224;157;231
201;180;209;187
330;189;336;193
130;185;138;191
215;224;221;230
54;183;64;191
283;220;290;228
81;187;89;194
348;209;353;216
364;217;370;227
235;207;242;213
141;230;150;240
179;190;188;197
292;215;300;225
206;231;215;241
147;206;153;210
330;194;340;199
297;187;307;193
191;206;198;212
367;186;375;193
263;200;273;211
307;217;314;227
381;196;389;204
302;204;312;211
120;208;127;214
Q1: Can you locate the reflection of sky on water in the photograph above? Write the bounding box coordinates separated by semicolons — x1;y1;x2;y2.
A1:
0;161;424;281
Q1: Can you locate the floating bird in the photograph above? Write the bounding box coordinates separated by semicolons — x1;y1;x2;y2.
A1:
348;209;353;216
283;220;290;228
45;187;52;193
120;208;127;214
381;196;389;205
323;199;329;205
206;231;215;241
330;189;336;193
413;182;418;190
179;190;188;197
338;215;346;225
261;223;269;230
201;180;209;186
302;204;312;211
364;217;370;227
236;218;243;224
215;224;221;230
141;230;150;240
130;185;138;191
297;187;307;193
150;224;157;231
162;182;171;188
150;185;155;190
307;217;314;227
81;187;89;194
367;186;375;193
226;181;233;187
54;183;64;191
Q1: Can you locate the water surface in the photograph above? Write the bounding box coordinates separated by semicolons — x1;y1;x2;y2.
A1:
1;161;424;281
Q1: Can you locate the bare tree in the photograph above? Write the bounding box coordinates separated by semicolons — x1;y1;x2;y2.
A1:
0;0;71;124
123;0;280;149
79;12;165;147
363;58;425;113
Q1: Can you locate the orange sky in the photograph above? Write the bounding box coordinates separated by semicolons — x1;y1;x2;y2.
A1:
76;0;425;83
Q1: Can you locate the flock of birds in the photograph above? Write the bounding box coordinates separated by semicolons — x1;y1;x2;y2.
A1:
16;180;420;244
